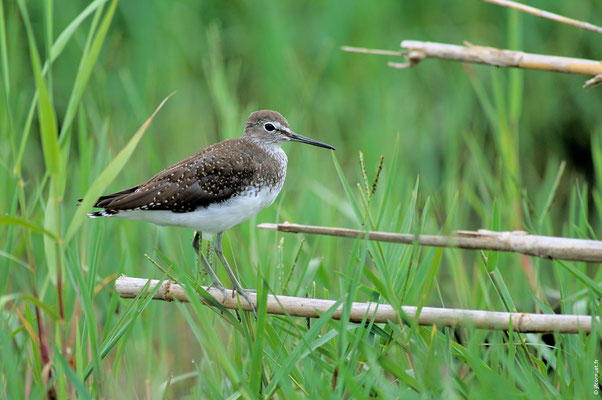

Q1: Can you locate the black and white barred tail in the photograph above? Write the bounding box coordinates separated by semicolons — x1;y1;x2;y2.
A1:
88;209;119;218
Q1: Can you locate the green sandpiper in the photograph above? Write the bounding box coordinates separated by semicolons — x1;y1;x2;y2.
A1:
86;110;335;314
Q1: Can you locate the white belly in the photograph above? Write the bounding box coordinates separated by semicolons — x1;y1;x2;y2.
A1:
113;185;282;234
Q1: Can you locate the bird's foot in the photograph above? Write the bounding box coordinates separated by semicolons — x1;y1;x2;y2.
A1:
233;287;257;318
207;280;227;303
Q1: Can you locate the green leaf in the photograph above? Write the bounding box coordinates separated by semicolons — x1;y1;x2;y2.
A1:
19;0;60;176
15;0;108;171
486;199;499;273
0;215;57;240
0;0;10;97
60;0;119;138
49;0;109;70
249;279;268;395
331;151;363;223
84;276;165;380
538;161;566;226
556;260;602;297
64;249;104;387
265;299;343;396
53;345;93;400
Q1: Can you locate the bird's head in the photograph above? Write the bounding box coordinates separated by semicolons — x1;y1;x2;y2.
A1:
243;110;335;150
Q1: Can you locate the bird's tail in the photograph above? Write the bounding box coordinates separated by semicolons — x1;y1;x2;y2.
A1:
88;209;118;218
78;185;139;218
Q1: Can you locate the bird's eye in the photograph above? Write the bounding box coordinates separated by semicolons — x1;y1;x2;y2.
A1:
264;123;276;132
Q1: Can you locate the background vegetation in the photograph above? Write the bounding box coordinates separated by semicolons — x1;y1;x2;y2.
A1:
1;0;601;398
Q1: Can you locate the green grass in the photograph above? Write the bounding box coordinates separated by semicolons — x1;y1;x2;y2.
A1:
1;0;602;398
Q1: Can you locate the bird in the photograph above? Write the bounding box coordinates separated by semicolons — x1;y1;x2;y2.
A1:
86;110;335;314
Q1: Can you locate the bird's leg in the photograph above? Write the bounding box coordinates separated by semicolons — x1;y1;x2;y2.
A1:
193;232;202;284
193;231;226;300
214;232;257;317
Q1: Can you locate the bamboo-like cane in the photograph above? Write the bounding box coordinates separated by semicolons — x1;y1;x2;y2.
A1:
257;223;602;263
115;276;594;334
341;42;602;87
397;41;602;76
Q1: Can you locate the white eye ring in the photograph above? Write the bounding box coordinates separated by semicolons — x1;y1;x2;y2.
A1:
263;122;276;132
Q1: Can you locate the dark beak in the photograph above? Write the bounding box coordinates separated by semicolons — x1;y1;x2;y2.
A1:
288;131;335;150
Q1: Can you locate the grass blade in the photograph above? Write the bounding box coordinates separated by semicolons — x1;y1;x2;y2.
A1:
0;215;57;240
331;151;363;223
538;161;566;226
49;0;109;69
265;299;343;396
59;0;118;138
0;0;10;97
556;260;602;297
19;0;60;177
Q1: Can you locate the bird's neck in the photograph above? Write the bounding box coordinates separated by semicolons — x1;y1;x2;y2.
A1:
244;136;288;166
244;136;285;154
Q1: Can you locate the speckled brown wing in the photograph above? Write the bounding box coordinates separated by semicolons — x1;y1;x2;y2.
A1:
93;138;259;213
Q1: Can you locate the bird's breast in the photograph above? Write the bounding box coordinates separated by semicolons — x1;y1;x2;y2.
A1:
252;145;287;195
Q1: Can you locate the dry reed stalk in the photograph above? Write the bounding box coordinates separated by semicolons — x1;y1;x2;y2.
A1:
341;42;602;87
258;223;602;263
115;276;595;334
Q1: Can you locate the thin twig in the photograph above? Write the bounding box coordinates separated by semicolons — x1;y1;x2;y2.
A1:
481;0;602;35
340;45;405;56
257;222;602;263
115;276;595;334
584;74;602;88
